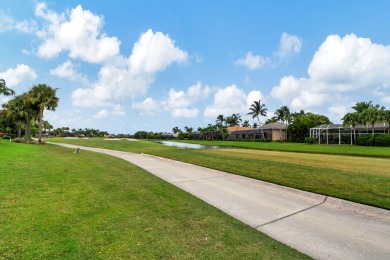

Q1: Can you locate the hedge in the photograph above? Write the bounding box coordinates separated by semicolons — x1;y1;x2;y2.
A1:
358;134;390;147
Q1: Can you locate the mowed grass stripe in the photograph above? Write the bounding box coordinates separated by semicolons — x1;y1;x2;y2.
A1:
0;142;307;259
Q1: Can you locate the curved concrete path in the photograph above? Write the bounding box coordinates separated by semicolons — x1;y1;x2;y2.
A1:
51;143;390;259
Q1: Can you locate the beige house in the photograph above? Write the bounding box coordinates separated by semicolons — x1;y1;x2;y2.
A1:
228;122;287;141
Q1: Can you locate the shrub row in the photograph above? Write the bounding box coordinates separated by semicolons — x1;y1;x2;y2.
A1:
357;134;390;146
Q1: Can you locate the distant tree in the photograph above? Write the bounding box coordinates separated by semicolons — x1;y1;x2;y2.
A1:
172;126;181;134
252;122;258;128
242;120;251;127
216;114;226;140
361;107;385;137
247;100;267;140
289;112;331;142
28;84;59;143
2;95;25;138
342;112;360;144
352;101;372;113
225;113;242;127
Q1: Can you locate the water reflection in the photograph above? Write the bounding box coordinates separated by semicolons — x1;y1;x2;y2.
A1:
157;141;222;149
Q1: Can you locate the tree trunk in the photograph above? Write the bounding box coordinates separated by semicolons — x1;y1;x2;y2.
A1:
38;108;44;143
17;120;22;138
25;115;30;141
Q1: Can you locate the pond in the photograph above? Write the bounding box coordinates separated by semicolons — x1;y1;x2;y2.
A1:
157;141;222;149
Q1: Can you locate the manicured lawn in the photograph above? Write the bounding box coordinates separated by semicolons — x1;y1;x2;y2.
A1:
0;142;307;259
46;138;390;209
180;140;390;158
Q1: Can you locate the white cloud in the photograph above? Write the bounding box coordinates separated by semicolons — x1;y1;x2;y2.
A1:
35;3;120;63
131;82;209;118
171;108;199;118
72;29;188;107
277;32;302;59
0;64;37;88
112;104;125;116
129;29;188;75
271;34;390;112
0;11;36;33
50;60;89;84
93;109;109;119
166;81;210;109
235;52;269;70
246;90;263;108
204;85;263;118
132;97;160;111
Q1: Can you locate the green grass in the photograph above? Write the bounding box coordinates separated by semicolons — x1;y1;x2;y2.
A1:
46;138;390;209
179;140;390;158
0;141;307;259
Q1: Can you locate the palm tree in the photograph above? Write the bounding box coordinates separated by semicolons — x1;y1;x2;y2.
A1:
216;114;226;140
352;101;372;113
252;122;258;128
342;112;360;144
28;84;59;143
0;79;15;96
172;126;181;134
247;100;267;141
242;120;251;127
361;107;383;137
274;108;285;141
3;95;27;138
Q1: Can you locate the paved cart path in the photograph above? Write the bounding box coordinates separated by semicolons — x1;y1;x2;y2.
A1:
51;143;390;260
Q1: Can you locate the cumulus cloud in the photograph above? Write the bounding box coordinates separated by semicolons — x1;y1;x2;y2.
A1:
72;29;188;107
0;64;37;88
277;32;302;59
50;60;89;84
132;82;209;118
204;85;263;118
35;2;120;63
129;29;188;75
235;52;269;70
271;34;390;112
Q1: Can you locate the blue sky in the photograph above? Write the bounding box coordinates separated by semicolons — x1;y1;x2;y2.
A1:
1;1;390;134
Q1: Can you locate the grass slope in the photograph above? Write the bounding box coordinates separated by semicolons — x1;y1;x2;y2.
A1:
0;142;307;259
46;138;390;209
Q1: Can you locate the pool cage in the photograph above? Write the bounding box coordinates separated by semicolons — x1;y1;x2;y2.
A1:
310;124;353;145
310;123;390;145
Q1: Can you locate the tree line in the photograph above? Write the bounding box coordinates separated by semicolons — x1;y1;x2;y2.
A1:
1;79;59;143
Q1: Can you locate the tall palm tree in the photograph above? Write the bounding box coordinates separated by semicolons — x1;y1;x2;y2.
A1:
216;114;225;140
20;92;39;141
0;79;15;96
247;100;267;141
342;112;360;144
274;108;285;141
3;95;26;138
361;107;382;137
280;105;291;140
28;84;59;143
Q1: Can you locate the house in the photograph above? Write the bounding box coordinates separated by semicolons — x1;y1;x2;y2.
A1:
228;122;287;141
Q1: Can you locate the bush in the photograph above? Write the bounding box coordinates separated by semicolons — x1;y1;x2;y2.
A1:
12;138;23;143
374;134;390;147
304;137;317;144
357;134;373;146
